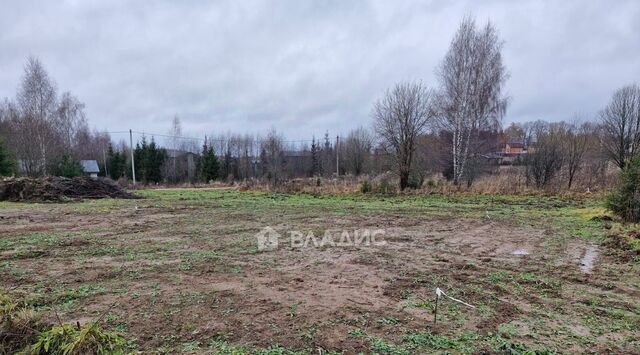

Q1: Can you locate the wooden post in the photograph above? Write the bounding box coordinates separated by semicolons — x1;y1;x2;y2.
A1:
433;294;439;325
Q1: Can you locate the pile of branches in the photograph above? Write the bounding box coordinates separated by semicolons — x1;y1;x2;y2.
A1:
0;176;135;202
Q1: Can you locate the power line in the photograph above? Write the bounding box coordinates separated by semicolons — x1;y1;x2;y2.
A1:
106;130;320;145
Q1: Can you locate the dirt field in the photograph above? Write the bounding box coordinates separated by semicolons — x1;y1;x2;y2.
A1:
1;189;638;354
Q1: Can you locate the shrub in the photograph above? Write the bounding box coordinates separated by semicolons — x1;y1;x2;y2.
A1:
375;179;396;195
29;322;126;355
360;180;372;193
607;155;640;222
406;175;423;189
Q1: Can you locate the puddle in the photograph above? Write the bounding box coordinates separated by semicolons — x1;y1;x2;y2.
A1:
580;245;598;273
512;249;530;256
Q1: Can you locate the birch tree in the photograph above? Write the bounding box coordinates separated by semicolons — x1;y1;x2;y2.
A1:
166;115;183;182
56;91;87;155
15;56;59;176
373;81;435;190
437;17;509;185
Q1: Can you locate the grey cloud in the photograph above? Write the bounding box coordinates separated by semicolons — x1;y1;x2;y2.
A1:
0;0;638;140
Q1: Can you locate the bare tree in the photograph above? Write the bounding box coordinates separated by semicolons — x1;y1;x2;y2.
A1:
165;115;184;183
373;81;435;190
599;83;640;169
56;91;87;155
503;122;525;144
13;57;59;176
524;122;567;188
437;16;509;185
0;99;13;141
582;124;609;190
260;128;285;184
343;127;373;176
522;120;547;147
564;119;591;189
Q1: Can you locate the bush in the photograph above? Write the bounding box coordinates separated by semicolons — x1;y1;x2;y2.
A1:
375;179;396;195
360;180;372;193
607;155;640;222
406;175;423;189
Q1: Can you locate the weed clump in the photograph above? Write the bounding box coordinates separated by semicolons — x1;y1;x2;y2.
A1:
1;291;127;354
29;322;126;355
1;292;45;354
603;229;640;262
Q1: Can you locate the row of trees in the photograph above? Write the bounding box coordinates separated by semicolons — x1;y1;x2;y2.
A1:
0;57;110;177
373;16;508;190
1;18;637;191
372;17;638;191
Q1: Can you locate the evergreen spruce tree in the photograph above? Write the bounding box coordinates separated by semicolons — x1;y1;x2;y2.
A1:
106;144;126;180
0;139;15;176
200;142;219;182
50;154;83;178
310;137;320;177
607;154;640;222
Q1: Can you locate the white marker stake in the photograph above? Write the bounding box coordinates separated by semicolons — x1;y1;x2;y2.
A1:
434;287;476;325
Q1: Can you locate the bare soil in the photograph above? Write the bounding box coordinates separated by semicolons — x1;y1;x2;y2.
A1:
0;190;637;354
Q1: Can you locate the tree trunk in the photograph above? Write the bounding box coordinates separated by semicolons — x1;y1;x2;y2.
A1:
399;171;409;191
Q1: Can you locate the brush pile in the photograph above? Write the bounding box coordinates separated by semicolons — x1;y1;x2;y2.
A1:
0;176;135;202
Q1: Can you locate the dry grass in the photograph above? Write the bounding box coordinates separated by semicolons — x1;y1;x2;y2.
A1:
230;166;618;197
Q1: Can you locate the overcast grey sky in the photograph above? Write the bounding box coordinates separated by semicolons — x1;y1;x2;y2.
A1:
1;0;638;141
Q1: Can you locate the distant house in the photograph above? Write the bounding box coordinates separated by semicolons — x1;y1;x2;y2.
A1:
503;142;526;154
80;160;100;179
489;142;529;165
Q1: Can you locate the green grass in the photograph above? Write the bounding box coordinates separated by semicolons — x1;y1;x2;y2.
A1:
129;189;607;238
0;188;634;354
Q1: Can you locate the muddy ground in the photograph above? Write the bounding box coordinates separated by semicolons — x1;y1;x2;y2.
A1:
0;189;638;353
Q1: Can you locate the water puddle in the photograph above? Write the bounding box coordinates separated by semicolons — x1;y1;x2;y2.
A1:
579;245;598;274
512;249;530;256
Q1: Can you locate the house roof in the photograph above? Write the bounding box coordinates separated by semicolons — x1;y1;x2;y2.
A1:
506;142;525;148
80;160;100;173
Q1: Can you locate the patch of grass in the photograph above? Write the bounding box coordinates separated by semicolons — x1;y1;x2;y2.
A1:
30;322;127;355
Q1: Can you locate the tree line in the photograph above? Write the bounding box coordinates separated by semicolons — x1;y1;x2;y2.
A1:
1;17;638;192
0;57;109;177
371;16;637;191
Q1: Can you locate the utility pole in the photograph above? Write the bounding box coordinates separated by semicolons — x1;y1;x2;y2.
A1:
130;129;136;185
102;148;108;177
335;135;339;176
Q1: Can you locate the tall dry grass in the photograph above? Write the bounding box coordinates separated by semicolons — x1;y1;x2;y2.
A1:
238;166;618;196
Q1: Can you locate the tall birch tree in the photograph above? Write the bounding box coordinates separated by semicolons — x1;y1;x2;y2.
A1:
437;17;509;185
